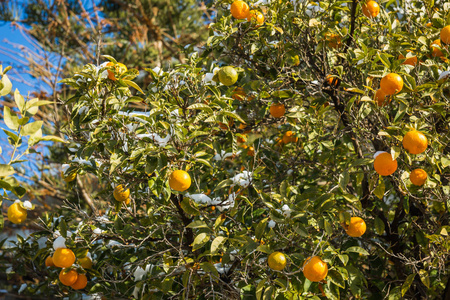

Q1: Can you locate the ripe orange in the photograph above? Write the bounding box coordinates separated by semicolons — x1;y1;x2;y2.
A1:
114;184;130;202
53;248;76;268
45;256;55;267
282;131;298;144
59;269;78;286
230;1;250;19
303;256;328;282
373;152;398;176
247;146;255;156
269;103;286;118
247;10;264;25
362;1;380;18
374;89;390;106
232;87;246;101
169;170;191;192
237;134;247;143
71;273;88;290
431;39;444;57
345;217;367;237
326;75;339;87
268;252;287;271
325;33;342;49
398;52;418;66
78;256;93;269
410;168;427;186
440;25;450;44
402;130;428;155
380;73;403;95
7;203;27;224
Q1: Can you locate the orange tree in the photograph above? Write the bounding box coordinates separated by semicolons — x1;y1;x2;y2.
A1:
3;0;450;299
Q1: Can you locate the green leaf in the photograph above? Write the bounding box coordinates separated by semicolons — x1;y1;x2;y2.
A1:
186;220;209;229
0;164;15;177
374;217;385;235
401;273;415;296
200;262;219;279
256;278;268;300
39;135;67;143
3;106;19;131
22;121;43;136
180;198;200;216
339;171;349;191
192;232;209;251
210;236;227;254
255;218;268;240
345;246;369;255
374;178;385;199
418;269;430;288
14;89;25;112
0;74;12;96
3;129;19;145
222;111;245;123
187;103;214;113
122;79;144;94
328;269;345;289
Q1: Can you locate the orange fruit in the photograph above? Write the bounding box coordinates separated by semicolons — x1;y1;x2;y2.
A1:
410;168;427;186
169;170;191;192
431;39;444;57
373;152;398;176
247;10;264;25
247;146;255;156
53;248;76;268
7;203;27;224
78;256;93;269
398;52;418;66
326;75;339;87
374;89;390;106
45;256;55;267
282;131;298;144
362;1;380;18
402;130;428;155
345;217;367;237
218;66;238;86
440;25;450;44
59;269;78;286
380;73;403;95
303;256;328;282
237;134;247;143
230;1;250;19
268;252;287;271
71;273;88;290
232;87;246;101
269;103;286;118
113;184;130;202
325;33;341;49
426;22;432;28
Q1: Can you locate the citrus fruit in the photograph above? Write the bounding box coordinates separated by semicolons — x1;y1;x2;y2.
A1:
113;184;130;202
169;170;191;192
247;146;255;156
78;256;93;269
230;1;250;19
71;273;88;290
410;168;427;186
232;87;246;101
431;39;444;57
59;269;78;286
326;75;339;87
269;103;286;118
374;89;389;106
373;152;398;176
282;131;298;144
303;256;328;282
268;252;287;271
440;25;450;44
53;248;76;268
345;217;367;237
247;10;264;25
237;134;247;143
325;33;341;49
7;202;27;224
45;256;55;267
398;52;418;66
380;73;403;95
125;197;131;205
362;1;380;18
218;66;238;86
402;130;428;154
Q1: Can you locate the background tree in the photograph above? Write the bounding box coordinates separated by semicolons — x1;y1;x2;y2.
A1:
1;0;450;299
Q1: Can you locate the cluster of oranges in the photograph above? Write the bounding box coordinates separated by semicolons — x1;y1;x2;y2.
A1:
45;248;91;290
374;129;428;186
230;0;264;25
